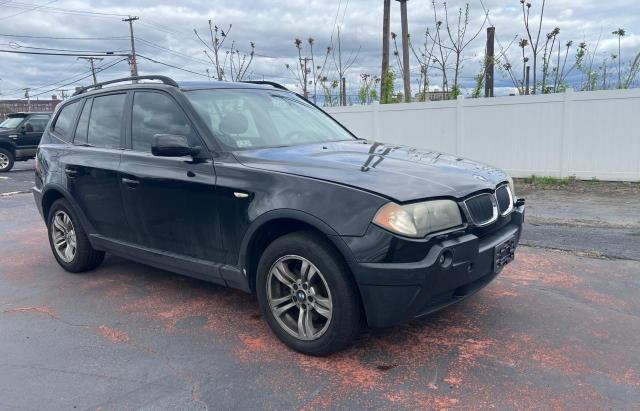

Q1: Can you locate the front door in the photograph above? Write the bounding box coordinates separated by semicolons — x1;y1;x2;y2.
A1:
118;90;223;263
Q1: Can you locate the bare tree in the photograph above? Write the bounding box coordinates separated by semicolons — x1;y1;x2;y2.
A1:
286;38;333;103
541;27;559;93
623;51;640;89
441;2;489;97
410;29;438;101
194;20;255;81
520;0;547;94
612;28;626;88
332;26;361;105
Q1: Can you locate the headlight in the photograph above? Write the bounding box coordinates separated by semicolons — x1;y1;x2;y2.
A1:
373;200;463;238
507;175;516;197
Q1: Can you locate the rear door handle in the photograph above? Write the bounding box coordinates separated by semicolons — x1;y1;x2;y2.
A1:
121;177;139;188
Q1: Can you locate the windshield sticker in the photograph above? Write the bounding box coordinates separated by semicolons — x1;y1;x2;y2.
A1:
236;139;253;148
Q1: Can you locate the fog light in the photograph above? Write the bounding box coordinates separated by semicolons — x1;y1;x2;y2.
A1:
439;250;453;268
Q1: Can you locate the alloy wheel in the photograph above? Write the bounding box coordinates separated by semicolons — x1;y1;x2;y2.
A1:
0;153;9;170
267;255;333;341
51;210;77;263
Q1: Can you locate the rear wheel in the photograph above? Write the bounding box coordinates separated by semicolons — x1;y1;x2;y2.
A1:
47;199;105;273
256;231;363;356
0;148;14;172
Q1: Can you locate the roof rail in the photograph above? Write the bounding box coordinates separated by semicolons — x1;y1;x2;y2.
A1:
241;80;289;91
72;75;179;96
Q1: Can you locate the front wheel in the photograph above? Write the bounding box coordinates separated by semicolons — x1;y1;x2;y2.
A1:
256;231;364;356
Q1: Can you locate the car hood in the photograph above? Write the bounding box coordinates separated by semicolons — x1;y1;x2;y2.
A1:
233;140;509;202
0;128;17;135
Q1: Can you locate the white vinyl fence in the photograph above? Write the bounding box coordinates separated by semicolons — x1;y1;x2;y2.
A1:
325;88;640;181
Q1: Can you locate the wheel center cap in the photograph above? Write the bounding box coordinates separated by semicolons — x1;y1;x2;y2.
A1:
297;290;306;301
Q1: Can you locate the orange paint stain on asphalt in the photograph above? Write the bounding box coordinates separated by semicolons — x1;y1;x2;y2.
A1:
578;289;629;310
97;325;130;344
503;251;583;288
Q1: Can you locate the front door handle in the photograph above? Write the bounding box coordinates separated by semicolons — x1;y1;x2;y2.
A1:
64;167;79;178
121;177;139;188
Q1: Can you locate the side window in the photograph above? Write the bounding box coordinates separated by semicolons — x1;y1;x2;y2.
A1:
131;91;194;152
88;94;126;149
25;115;50;132
52;101;81;142
74;99;92;145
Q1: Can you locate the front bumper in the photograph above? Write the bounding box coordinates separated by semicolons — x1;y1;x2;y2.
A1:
347;206;524;328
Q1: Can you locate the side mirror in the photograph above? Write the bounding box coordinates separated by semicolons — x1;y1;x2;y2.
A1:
151;134;200;157
19;125;26;134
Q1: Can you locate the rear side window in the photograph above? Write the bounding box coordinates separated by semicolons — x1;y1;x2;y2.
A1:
88;94;126;149
25;115;50;133
131;91;194;152
74;99;92;145
52;101;81;142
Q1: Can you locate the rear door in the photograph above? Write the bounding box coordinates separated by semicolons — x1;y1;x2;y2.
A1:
118;90;223;263
63;93;129;241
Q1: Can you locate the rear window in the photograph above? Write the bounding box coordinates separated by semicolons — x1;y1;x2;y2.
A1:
87;94;126;149
25;115;50;133
52;101;81;142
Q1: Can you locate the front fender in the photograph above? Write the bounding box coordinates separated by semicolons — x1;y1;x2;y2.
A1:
237;208;357;271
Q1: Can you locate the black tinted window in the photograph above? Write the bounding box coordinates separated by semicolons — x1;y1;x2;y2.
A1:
25;115;50;132
74;99;92;145
88;94;126;149
53;101;80;141
131;92;193;152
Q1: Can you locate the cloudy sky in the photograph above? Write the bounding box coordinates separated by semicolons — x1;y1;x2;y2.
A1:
0;0;639;101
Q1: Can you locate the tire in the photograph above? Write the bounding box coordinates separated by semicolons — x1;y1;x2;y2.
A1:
256;231;364;356
0;148;14;172
46;198;105;273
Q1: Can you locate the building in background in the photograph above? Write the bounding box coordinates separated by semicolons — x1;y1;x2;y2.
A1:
0;96;60;121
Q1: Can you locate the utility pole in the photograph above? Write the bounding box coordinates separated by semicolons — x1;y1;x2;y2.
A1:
300;57;312;99
123;16;140;78
380;0;391;102
58;89;71;100
485;27;495;98
78;57;103;85
396;0;411;102
23;88;31;112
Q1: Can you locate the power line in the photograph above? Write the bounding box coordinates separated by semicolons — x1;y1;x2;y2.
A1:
0;33;129;41
0;49;130;57
1;1;127;18
136;54;209;78
1;57;127;98
0;0;59;22
27;57;128;99
0;42;127;54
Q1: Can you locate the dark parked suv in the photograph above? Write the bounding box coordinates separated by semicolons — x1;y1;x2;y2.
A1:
0;112;51;172
34;76;524;355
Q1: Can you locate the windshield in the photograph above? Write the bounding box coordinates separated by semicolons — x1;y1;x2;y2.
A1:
185;89;355;150
0;116;26;129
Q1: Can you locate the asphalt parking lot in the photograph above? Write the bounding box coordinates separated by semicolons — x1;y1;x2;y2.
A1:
1;169;640;409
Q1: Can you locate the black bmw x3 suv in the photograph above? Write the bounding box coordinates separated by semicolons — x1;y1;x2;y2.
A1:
34;75;524;355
